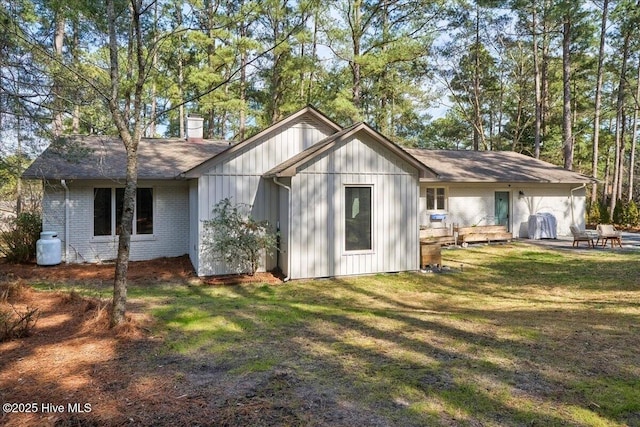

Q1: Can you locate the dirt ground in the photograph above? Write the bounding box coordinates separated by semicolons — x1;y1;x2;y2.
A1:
0;257;285;427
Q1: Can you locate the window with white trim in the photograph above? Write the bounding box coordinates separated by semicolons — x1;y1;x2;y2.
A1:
93;188;153;236
426;187;446;210
345;186;372;251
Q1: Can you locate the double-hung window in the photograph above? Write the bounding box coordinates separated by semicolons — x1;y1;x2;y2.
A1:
93;188;153;236
426;187;446;210
345;186;372;251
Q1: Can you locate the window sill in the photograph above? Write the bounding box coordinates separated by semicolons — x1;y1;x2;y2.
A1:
343;249;375;256
91;234;157;243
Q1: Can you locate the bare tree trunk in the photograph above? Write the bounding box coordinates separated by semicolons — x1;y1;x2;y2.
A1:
16;112;22;214
472;3;481;151
610;32;631;217
350;0;363;109
591;0;608;206
541;0;551;140
52;12;65;137
175;5;185;138
107;0;145;327
71;20;80;133
629;60;640;202
239;19;248;141
532;2;542;159
562;17;573;170
148;2;158;138
307;7;319;104
603;147;611;206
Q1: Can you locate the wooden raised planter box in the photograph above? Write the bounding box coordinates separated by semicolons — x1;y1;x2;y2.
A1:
419;227;455;245
454;225;512;244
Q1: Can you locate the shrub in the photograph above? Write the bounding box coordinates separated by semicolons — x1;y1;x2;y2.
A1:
624;200;639;226
0;212;42;262
599;200;611;224
612;200;625;225
202;198;277;275
0;304;39;342
587;201;602;225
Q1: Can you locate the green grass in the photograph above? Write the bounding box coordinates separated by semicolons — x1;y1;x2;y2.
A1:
30;242;640;426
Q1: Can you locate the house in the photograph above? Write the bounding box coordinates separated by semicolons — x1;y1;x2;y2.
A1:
23;106;593;279
406;149;593;239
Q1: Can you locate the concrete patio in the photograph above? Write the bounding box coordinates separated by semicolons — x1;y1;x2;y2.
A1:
523;231;640;252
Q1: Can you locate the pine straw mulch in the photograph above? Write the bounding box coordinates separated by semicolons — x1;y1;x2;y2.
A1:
0;257;285;427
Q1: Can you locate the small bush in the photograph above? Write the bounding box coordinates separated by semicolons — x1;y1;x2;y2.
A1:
599;200;611;224
0;281;28;303
587;201;602;225
0;211;42;262
624;200;639;226
612;200;625;225
0;304;39;342
202;198;277;275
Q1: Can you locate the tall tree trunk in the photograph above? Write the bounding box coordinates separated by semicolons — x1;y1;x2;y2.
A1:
175;4;185;138
532;2;542;159
629;60;640;202
147;1;158;138
591;0;608;206
71;20;80;133
350;0;362;109
107;0;145;327
541;0;550;139
562;16;573;170
239;19;248;140
603;147;611;207
52;12;65;137
472;3;482;151
307;6;319;104
610;32;631;217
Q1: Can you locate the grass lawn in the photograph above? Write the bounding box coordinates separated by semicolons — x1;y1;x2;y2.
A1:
3;242;640;426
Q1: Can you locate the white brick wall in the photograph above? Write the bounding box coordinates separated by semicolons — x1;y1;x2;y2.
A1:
42;180;190;263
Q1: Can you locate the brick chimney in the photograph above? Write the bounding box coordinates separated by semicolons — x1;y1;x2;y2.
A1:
186;115;204;142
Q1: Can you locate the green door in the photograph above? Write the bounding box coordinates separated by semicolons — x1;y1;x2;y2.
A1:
495;191;510;230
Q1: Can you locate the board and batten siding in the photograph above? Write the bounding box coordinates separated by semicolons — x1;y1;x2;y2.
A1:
288;134;420;279
196;117;336;276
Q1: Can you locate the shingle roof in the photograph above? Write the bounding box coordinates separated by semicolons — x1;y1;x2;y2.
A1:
406;149;595;184
22;135;230;180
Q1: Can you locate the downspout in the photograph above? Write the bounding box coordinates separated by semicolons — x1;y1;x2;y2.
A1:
60;179;70;263
570;183;587;226
272;177;291;282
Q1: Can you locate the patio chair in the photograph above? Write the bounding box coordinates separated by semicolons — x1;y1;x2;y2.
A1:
569;224;595;248
596;224;622;248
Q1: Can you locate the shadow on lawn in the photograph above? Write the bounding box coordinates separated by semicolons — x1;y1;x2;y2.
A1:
148;262;640;427
2;248;639;426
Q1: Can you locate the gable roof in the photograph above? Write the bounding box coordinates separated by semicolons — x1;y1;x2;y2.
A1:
182;105;343;178
22;136;229;180
406;149;595;184
264;122;437;179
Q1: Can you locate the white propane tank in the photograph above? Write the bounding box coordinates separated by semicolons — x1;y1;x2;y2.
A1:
36;231;62;266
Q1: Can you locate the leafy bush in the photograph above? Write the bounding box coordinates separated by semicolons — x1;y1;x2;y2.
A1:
612;200;625;225
0;212;42;262
587;201;602;225
624;200;639;226
599;200;611;224
202;198;277;275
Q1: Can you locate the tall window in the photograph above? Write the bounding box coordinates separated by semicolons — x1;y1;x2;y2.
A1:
426;187;446;210
94;188;153;236
345;186;372;251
